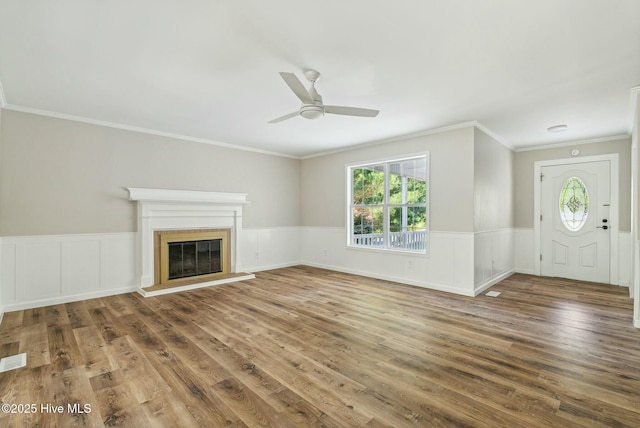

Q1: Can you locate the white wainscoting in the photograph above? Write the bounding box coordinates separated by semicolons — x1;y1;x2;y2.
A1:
5;226;628;315
240;227;301;272
0;233;138;312
618;232;632;288
0;228;303;314
514;228;535;275
629;241;640;328
299;227;476;296
474;229;515;294
513;228;632;287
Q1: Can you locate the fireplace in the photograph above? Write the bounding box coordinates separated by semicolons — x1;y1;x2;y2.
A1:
127;188;255;296
155;229;230;285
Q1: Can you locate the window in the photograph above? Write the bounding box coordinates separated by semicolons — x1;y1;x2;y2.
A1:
348;154;428;253
559;176;589;232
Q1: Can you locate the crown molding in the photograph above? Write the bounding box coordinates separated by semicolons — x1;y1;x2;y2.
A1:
3;104;300;159
472;121;513;150
302;121;480;159
302;120;512;159
300;122;469;159
515;134;630;152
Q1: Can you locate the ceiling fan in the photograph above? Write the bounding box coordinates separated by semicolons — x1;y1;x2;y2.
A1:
268;70;379;123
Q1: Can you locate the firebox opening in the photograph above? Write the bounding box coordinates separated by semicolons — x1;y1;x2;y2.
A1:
155;229;231;286
168;239;222;280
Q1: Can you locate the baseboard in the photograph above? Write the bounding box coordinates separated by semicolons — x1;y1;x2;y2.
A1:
474;270;515;296
515;268;535;275
301;261;475;296
1;285;138;312
0;309;4;327
634;317;640;329
245;261;301;273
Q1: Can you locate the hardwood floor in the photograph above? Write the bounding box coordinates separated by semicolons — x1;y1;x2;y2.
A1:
1;266;639;427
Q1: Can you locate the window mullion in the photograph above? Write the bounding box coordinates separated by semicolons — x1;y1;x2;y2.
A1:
383;162;390;249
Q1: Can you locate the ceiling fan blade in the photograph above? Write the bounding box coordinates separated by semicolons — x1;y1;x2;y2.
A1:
324;105;379;117
279;72;314;104
268;111;299;124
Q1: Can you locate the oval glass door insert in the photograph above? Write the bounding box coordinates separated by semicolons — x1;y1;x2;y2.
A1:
559;176;589;231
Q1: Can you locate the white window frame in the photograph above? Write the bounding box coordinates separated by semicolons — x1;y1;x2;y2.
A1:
346;152;429;255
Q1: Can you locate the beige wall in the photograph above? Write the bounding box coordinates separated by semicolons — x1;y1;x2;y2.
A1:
473;128;514;232
2;109;629;238
301;126;476;232
0;110;301;235
514;137;632;231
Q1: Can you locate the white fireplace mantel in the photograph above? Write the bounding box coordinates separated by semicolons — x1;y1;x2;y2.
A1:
127;188;251;291
127;188;250;205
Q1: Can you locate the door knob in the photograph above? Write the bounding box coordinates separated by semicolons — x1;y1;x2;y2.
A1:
597;225;609;230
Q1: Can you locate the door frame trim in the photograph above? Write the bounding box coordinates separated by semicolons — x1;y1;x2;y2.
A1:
533;154;619;284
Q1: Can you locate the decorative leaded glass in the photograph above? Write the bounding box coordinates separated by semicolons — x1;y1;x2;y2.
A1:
559;176;589;232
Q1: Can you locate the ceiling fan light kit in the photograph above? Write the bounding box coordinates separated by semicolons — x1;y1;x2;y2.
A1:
300;104;324;120
269;70;379;123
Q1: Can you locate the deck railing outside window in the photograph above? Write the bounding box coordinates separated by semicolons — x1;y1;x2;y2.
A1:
352;230;427;251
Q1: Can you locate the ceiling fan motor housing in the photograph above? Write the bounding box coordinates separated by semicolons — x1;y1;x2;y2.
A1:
300;104;325;120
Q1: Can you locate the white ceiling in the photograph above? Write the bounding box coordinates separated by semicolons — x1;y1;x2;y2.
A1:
0;0;639;158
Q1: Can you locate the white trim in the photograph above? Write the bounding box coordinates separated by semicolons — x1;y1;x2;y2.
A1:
128;189;250;288
243;226;300;231
2;285;138;313
303;121;480;160
473;227;514;236
473;269;515;296
533;154;620;284
0;236;3;325
247;261;301;272
516;134;630;152
0;79;6;108
632;87;640;328
303;121;510;159
345;153;430;256
300;227;475;295
301;261;477;297
137;273;255;297
127;188;249;205
630;86;640;137
3;104;299;159
473;122;513;150
1;232;138;311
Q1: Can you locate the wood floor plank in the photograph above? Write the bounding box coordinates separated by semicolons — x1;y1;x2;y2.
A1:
106;335;171;404
73;325;118;378
66;301;97;330
1;266;640;426
140;391;201;428
18;322;50;368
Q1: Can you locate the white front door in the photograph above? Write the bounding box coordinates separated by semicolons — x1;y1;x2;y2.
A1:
540;160;611;283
